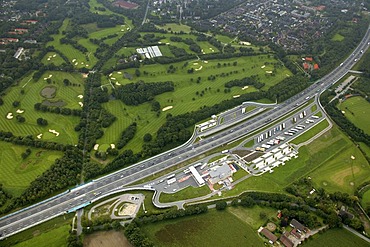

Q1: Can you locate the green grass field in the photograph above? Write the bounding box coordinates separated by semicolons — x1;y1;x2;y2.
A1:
291;119;329;145
0;71;83;144
222;126;370;197
41;52;66;66
159;185;211;203
99;55;291;152
142;209;264;247
331;33;345;42
361;189;370;209
303;228;369;247
338;96;370;135
157;23;192;33
0;142;63;196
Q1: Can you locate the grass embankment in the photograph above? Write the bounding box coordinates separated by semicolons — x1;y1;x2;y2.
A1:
142;209;264;247
338;96;370;135
291;119;329;145
159;186;211;203
1;213;74;247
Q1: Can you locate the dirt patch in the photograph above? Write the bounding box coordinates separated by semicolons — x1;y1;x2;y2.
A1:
35;151;43;157
243;152;264;162
20;161;31;170
331;166;360;186
233;149;252;157
42;99;66;107
84;231;132;247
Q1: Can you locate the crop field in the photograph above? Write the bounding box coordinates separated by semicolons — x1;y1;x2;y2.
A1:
41;52;66;66
98;55;291;151
84;230;132;247
0;72;83;144
157;23;192;33
159;185;211;203
0;142;62;196
142;210;264;247
338;96;370;135
303;228;369;247
222;126;370;197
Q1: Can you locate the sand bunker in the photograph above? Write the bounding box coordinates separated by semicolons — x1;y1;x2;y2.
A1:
118;203;137;216
117;71;122;74
115;82;121;86
72;59;76;62
48;74;52;78
242;86;249;90
93;144;99;151
233;95;240;98
110;77;116;80
110;144;115;149
204;61;208;63
48;129;59;137
193;63;198;65
109;73;113;77
351;155;356;160
261;65;266;69
78;95;83;99
53;54;56;57
81;62;84;65
121;29;124;31
37;134;43;139
78;102;83;107
162;106;173;112
16;109;24;114
44;77;48;80
47;58;51;61
240;41;251;46
341;110;345;114
266;71;273;74
195;66;203;71
85;64;89;67
74;62;78;66
166;42;170;45
6;113;13;119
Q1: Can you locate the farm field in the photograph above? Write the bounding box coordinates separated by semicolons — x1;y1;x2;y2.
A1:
41;52;66;66
159;185;211;203
84;230;132;247
222;126;370;197
142;209;264;247
99;55;291;152
338;96;370;135
303;228;369;247
0;71;83;144
0;142;62;196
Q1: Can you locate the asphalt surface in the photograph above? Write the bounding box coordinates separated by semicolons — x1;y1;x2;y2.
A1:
1;25;370;240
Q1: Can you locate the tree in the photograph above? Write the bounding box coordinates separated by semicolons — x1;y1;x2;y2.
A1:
63;79;70;86
143;133;152;142
240;196;255;207
215;201;227;210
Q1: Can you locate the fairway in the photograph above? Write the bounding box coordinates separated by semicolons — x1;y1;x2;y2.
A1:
41;52;66;66
0;71;83;144
338;96;370;135
361;189;370;208
303;228;369;247
142;210;264;247
99;55;291;152
0;142;63;196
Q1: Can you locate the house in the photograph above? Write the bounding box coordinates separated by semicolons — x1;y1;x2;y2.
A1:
290;228;302;239
290;219;307;233
280;232;294;247
303;63;310;70
25;20;38;24
305;57;313;62
314;64;319;70
260;228;278;243
208;163;233;184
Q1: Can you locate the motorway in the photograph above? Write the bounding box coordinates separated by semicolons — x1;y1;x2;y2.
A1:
1;25;370;240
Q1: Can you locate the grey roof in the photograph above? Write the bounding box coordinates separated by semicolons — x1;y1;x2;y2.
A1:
209;163;232;179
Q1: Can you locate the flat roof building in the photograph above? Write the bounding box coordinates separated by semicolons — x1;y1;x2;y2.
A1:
209;163;233;184
189;166;205;186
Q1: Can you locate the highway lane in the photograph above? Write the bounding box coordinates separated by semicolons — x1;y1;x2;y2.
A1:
1;25;370;240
